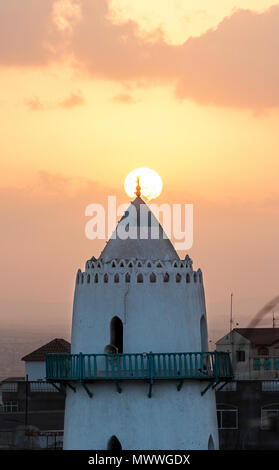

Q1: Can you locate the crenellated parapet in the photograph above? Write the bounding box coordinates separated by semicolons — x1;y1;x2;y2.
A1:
76;254;203;286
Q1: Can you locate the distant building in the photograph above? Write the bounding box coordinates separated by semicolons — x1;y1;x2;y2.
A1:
0;338;70;449
21;338;70;381
216;328;279;449
216;328;279;380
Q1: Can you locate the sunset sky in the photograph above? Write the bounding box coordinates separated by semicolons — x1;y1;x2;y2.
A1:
1;0;279;347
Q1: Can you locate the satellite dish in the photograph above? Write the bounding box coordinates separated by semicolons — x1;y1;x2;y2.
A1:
104;344;118;354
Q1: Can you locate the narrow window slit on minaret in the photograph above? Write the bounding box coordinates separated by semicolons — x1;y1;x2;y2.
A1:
110;317;123;353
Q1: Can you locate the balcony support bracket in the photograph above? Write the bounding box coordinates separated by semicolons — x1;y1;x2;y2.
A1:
177;380;184;391
115;381;122;394
81;382;93;398
216;381;229;392
148;381;153;398
49;382;63;394
201;380;215;396
65;382;76;392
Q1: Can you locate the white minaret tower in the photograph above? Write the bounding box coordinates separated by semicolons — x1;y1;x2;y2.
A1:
47;183;232;450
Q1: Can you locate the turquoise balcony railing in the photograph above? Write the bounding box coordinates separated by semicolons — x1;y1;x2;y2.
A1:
46;351;233;397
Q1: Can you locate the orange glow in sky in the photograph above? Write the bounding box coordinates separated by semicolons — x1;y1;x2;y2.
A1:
1;0;279;342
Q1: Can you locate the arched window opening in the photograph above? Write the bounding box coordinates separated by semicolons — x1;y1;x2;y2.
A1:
150;272;156;283
91;263;95;269
87;274;90;284
114;274;119;283
157;262;162;268
128;262;133;268
81;274;84;284
120;261;125;267
200;315;208;352
125;273;130;283
111;261;116;268
176;273;181;283
137;262;142;267
164;272;169;283
147;262;152;267
194;273;197;283
94;274;98;283
261;404;279;430
107;435;122;451
104;273;108;284
186;273;190;284
208;435;215;450
110;317;123;353
137;273;143;283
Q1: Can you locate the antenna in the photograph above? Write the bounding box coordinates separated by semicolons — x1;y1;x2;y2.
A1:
230;293;233;334
230;293;234;370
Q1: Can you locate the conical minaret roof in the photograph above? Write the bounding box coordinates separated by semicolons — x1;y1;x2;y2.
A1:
99;196;179;261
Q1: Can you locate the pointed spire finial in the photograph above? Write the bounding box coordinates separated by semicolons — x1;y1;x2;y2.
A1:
135;176;141;197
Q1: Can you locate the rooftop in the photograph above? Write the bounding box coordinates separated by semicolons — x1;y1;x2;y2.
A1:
99;197;179;261
235;328;279;346
21;338;70;362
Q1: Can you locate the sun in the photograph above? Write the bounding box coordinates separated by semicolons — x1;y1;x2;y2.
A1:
124;167;163;201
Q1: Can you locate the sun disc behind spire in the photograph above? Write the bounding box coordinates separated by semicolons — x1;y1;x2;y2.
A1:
124;168;163;201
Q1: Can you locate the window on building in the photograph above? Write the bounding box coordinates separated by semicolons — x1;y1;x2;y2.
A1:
2;401;19;413
217;404;238;429
236;350;245;362
110;317;123;353
261;404;279;431
262;381;279;392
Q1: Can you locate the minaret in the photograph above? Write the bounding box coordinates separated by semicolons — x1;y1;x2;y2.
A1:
46;182;232;450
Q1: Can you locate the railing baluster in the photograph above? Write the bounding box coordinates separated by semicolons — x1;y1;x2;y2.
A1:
93;356;97;379
129;355;133;378
105;355;109;379
111;355;115;379
157;354;162;379
189;354;193;377
134;355;139;379
173;354;178;378
178;354;183;377
162;354;167;378
168;354;172;378
117;355;121;380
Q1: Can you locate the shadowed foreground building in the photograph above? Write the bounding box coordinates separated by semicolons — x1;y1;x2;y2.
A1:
46;193;232;450
0;339;69;449
216;328;279;449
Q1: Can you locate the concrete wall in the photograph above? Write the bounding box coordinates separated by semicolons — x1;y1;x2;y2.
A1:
64;381;218;450
25;362;46;381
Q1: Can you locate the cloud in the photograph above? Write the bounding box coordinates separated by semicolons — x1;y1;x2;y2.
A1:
1;1;279;109
0;0;56;66
112;93;136;104
24;91;85;111
25;97;44;111
69;2;279;109
59;90;85;108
